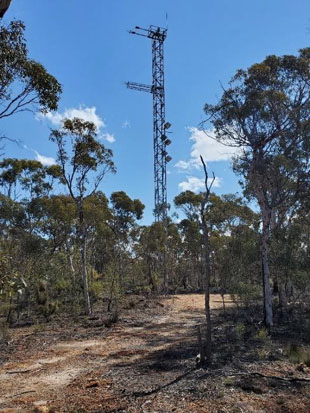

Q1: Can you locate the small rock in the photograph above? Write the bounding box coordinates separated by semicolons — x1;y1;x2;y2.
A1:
296;363;307;372
86;381;99;388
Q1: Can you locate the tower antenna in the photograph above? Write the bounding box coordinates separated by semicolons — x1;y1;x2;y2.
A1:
126;25;171;224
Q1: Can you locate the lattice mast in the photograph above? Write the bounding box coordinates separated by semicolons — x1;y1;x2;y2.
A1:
126;25;171;223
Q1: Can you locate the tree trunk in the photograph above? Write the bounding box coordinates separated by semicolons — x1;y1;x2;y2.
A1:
201;217;212;364
261;212;273;328
221;293;226;314
162;229;168;293
78;202;91;316
81;228;91;315
278;278;288;310
68;252;75;276
199;156;215;364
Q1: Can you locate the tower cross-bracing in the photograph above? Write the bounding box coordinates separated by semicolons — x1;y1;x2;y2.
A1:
126;25;171;223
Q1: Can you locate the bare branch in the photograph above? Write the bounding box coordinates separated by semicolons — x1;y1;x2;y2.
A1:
200;155;216;196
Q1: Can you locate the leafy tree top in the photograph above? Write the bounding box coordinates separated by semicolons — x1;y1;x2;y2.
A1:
204;48;310;151
0;158;62;199
204;48;310;218
0;20;62;119
50;117;116;202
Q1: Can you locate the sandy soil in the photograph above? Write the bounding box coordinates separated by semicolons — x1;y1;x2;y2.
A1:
0;294;309;412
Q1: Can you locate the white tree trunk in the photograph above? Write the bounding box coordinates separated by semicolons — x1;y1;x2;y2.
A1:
261;208;273;328
81;229;91;316
78;201;91;316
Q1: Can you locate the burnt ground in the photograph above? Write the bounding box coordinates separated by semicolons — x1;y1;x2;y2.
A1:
0;294;310;412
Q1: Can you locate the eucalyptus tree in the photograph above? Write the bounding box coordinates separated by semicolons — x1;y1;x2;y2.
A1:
110;191;144;236
0;20;61;120
202;193;259;306
136;222;167;293
84;192;114;278
83;192;114;302
110;191;144;290
50;118;116;315
0;158;62;245
0;19;61;157
0;159;63;319
177;218;203;291
204;49;310;328
174;159;216;365
165;221;183;292
270;205;310;310
0;158;60;199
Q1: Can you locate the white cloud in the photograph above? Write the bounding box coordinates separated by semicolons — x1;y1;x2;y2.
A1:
178;176;222;193
175;127;238;171
41;111;63;126
34;151;56;166
210;177;222;188
122;120;131;129
64;107;105;131
175;160;192;170
38;106;105;130
101;133;115;143
37;106;115;143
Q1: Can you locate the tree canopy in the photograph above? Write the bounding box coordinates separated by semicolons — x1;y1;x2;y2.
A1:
204;48;310;327
0;20;62;120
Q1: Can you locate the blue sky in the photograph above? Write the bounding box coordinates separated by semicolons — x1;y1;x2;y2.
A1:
1;0;310;223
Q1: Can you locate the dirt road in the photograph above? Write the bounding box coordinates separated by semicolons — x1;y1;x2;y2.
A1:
0;295;224;412
0;294;309;412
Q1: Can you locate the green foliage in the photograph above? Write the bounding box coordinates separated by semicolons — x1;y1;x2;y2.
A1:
174;190;203;221
204;47;310;328
50;118;116;200
111;191;144;221
204;48;310;150
222;376;234;387
235;322;246;338
102;264;122;312
254;328;270;343
231;282;261;308
0;158;60;199
0;20;61;118
110;191;144;241
287;344;310;366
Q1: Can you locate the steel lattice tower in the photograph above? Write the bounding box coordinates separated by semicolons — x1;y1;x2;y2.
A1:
126;25;171;223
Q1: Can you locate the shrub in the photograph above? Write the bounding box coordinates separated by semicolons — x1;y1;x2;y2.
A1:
287;343;310;366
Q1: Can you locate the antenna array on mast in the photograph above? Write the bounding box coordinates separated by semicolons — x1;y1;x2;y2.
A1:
126;25;171;223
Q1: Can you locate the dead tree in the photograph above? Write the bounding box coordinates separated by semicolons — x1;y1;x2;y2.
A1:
199;155;215;365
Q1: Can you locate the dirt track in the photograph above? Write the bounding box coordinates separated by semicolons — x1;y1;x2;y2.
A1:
1;294;310;412
0;295;225;412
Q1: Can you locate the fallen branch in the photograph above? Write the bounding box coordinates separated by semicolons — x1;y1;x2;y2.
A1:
199;368;310;384
6;369;32;374
11;390;36;398
249;371;310;383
